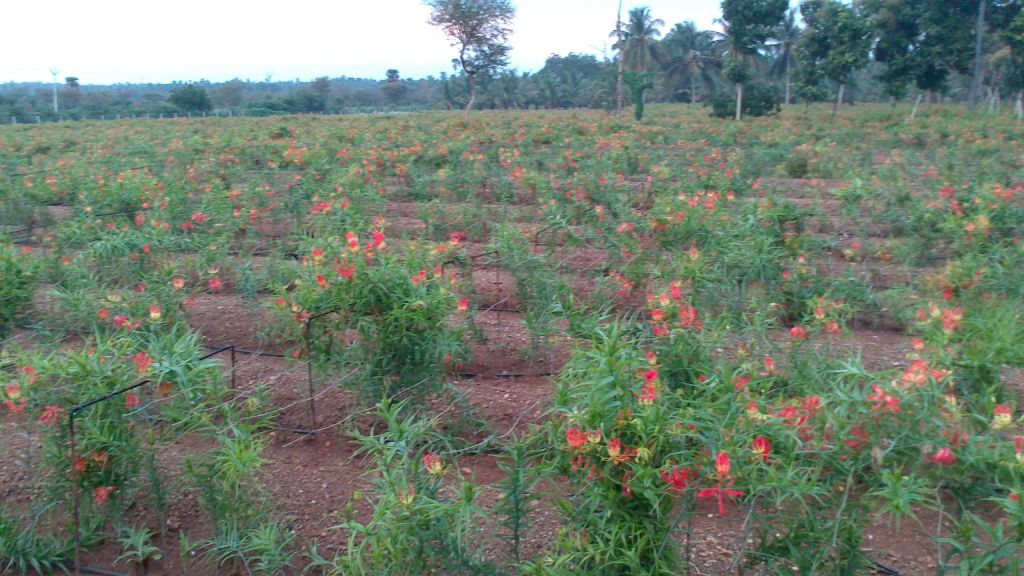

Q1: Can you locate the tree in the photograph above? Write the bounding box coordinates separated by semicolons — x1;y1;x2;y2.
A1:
720;0;788;120
168;84;212;112
612;7;665;73
799;0;871;113
999;5;1024;121
381;69;410;105
537;53;605;107
768;8;801;105
310;76;331;112
865;0;976;105
662;22;719;103
213;79;244;109
63;76;81;109
425;0;516;113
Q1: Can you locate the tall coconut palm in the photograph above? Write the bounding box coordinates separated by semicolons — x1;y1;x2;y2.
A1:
611;7;666;73
662;21;721;103
768;8;801;105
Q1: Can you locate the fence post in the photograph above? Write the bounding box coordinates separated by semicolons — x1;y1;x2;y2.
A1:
303;320;316;431
36;115;42;124
69;411;82;575
10;116;15;125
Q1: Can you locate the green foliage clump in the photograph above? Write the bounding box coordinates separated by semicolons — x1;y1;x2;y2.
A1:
0;245;34;339
707;84;780;119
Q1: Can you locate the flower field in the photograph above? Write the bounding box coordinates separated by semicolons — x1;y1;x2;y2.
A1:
1;104;1023;575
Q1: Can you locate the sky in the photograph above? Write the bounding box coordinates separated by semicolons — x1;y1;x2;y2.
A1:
0;0;727;85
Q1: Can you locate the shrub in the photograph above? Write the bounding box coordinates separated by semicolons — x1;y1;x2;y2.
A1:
0;245;34;339
707;84;781;119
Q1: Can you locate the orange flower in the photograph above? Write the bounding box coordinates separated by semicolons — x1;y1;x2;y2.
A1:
566;428;587;450
422;452;444;475
941;308;963;334
92;486;115;505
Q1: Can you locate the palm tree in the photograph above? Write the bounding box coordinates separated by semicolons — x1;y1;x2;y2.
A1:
768;8;801;105
611;7;665;73
661;22;720;103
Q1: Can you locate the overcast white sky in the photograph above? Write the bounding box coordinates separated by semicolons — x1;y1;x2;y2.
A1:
0;0;730;85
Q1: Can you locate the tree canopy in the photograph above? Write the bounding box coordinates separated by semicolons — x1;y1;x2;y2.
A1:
425;0;516;112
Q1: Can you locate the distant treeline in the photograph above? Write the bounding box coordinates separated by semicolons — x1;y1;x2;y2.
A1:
4;0;1024;122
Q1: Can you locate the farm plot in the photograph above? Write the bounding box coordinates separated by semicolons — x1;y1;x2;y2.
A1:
1;105;1023;575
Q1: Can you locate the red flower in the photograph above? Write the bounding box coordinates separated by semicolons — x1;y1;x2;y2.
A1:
124;392;141;409
927;447;957;466
637;383;658;406
371;230;386;248
92;486;115;505
752;437;771;461
844;426;868;451
38;404;64;426
993;404;1013;429
697;485;745;516
566;427;587;450
334;259;355;280
422;452;444;475
316;274;327;288
607;438;622;459
345;231;360;252
714;452;732;478
661;466;697;493
133;352;152;375
457;299;469;312
941;308;963;334
867;385;900;414
208;277;222;291
678;305;702;330
789;326;808;340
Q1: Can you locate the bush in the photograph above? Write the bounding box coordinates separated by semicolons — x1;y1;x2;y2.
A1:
0;245;34;339
707;84;781;119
